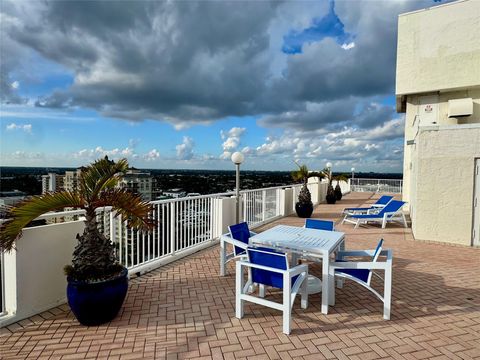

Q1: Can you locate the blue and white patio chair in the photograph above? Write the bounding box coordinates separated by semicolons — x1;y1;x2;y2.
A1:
236;247;309;335
305;219;335;231
329;239;393;319
296;219;338;265
341;200;407;229
220;222;257;275
343;195;394;215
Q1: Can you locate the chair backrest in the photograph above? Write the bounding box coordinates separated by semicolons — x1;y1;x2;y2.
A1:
377;200;406;217
229;222;251;256
367;238;384;285
247;247;289;289
305;219;335;231
375;195;394;206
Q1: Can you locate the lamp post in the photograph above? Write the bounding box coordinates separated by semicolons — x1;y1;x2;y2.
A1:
326;162;332;183
231;152;244;224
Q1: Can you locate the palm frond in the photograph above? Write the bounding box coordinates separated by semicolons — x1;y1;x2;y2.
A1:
79;157;128;202
92;189;154;232
0;191;83;251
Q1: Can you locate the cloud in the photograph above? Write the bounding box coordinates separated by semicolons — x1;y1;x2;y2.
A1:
144;149;160;162
6;122;32;133
341;42;355;50
219;127;246;159
1;0;433;131
175;136;194;160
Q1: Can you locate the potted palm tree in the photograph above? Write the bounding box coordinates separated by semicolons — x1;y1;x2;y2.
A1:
291;162;324;218
0;157;153;326
322;167;336;204
333;174;349;201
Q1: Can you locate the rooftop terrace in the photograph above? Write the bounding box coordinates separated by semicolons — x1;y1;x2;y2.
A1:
1;192;479;359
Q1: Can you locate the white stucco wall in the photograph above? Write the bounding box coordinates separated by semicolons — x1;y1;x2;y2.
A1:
402;89;480;208
396;0;480;97
410;125;480;245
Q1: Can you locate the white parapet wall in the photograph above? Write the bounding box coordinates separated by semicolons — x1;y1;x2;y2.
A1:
1;221;84;327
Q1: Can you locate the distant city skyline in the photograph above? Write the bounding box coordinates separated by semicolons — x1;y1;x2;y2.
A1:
0;0;446;172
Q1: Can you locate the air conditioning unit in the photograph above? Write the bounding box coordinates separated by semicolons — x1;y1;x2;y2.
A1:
448;98;473;118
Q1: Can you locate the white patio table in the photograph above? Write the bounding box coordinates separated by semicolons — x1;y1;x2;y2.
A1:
249;224;345;315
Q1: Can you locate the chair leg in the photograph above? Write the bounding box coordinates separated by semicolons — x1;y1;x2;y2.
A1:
328;267;335;306
301;272;308;309
259;284;266;298
341;214;347;224
383;264;392;320
282;274;292;335
402;213;408;228
235;262;244;319
354;219;360;229
382;216;387;229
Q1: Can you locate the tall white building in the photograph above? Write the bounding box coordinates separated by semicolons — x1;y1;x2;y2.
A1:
64;169;82;191
41;173;64;193
118;169;153;202
396;0;480;246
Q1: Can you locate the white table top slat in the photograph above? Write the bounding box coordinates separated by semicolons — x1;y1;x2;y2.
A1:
250;224;345;255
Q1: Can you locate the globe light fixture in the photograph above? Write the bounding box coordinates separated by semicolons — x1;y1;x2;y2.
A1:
231;152;244;223
231;151;244;165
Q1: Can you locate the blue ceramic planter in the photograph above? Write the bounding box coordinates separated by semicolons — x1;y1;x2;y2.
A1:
67;267;128;326
295;202;313;218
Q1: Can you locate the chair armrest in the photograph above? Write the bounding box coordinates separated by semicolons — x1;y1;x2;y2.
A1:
336;249;376;257
332;249;393;270
220;234;249;250
237;260;287;274
287;263;308;277
330;261;389;270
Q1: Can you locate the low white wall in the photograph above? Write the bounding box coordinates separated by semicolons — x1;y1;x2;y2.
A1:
214;197;236;236
1;221;84;327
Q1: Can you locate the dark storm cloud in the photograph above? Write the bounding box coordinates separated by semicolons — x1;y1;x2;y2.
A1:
1;0;434;132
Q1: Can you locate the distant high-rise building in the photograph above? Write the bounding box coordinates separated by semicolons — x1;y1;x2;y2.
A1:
41;173;64;194
64;169;82;191
118;169;152;201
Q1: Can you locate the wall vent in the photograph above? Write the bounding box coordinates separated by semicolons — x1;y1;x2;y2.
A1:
448;98;473;118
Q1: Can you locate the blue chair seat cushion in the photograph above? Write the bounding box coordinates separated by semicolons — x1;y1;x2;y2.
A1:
334;260;370;283
350;213;386;219
344;207;373;211
248;247;297;289
251;270;299;290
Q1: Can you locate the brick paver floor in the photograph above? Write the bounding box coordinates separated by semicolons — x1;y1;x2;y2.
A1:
1;192;479;359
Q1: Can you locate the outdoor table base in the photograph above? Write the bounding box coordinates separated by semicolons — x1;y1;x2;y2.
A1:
307;275;322;294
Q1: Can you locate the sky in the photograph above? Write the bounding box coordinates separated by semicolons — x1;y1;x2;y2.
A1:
0;0;446;172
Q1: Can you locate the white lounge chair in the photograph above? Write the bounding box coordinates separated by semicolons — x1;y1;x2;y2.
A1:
342;200;407;229
343;195;393;214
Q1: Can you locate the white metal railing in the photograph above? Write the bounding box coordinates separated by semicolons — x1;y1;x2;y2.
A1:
0;252;4;316
350;178;403;194
242;187;282;228
0;183;321;288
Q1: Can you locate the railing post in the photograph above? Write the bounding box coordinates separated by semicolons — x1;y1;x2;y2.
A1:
109;209;119;263
170;202;176;255
276;188;281;216
242;193;247;224
262;190;266;222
